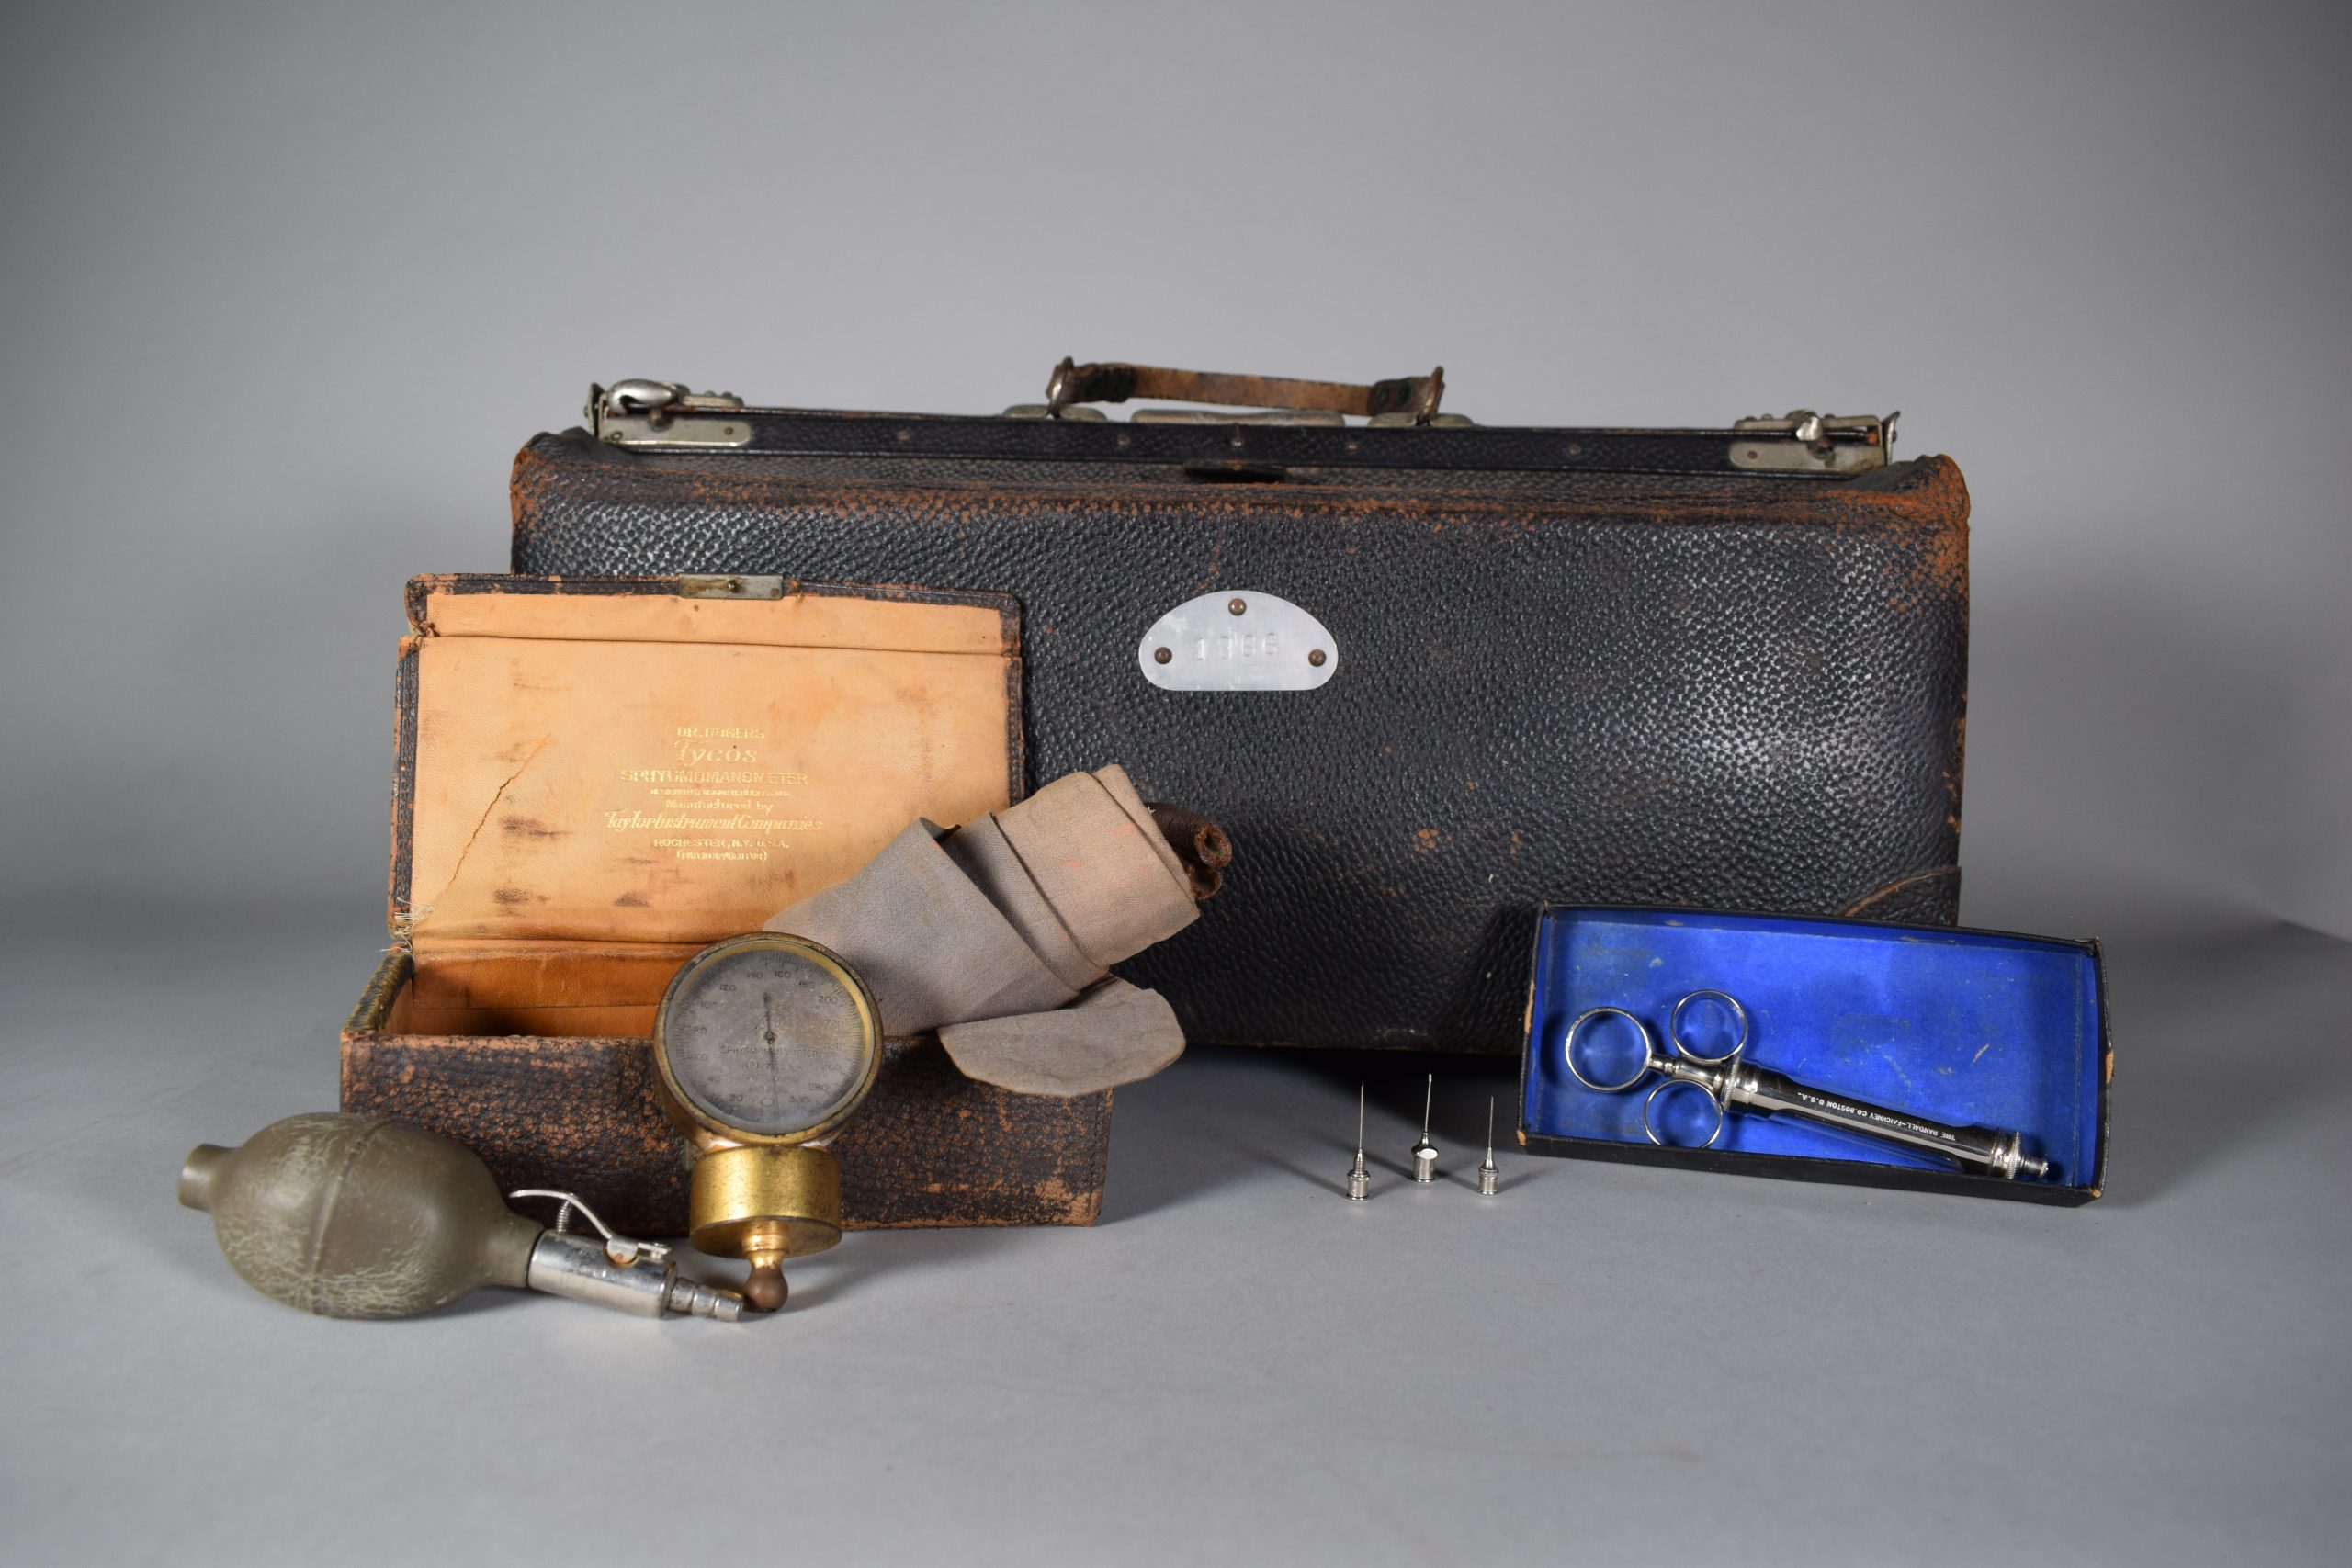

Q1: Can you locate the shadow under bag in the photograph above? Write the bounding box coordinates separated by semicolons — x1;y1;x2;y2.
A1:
509;364;1968;1055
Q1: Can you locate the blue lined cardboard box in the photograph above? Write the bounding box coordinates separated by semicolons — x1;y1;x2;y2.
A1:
1519;907;2109;1204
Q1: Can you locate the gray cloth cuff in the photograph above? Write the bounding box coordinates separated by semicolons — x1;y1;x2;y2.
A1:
994;766;1198;971
764;821;1077;1036
937;979;1187;1098
765;766;1209;1094
941;814;1104;995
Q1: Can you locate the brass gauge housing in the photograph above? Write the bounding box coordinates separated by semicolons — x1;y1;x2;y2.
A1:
653;932;883;1311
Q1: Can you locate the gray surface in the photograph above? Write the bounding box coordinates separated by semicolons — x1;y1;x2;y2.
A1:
1;0;2348;942
6;2;2351;1562
3;903;2348;1565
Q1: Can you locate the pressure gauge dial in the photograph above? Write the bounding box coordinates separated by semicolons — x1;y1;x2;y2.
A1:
655;933;881;1145
652;932;883;1312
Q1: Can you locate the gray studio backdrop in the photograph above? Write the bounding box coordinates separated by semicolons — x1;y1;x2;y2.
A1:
2;0;2346;943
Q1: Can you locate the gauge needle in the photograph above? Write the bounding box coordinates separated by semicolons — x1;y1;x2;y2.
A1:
763;995;782;1107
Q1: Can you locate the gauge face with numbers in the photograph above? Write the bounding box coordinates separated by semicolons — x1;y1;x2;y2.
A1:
653;934;882;1144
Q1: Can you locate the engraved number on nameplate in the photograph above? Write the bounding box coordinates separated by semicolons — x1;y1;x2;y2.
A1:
1136;591;1338;693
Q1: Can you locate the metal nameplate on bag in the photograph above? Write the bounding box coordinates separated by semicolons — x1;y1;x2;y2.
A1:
1137;592;1337;692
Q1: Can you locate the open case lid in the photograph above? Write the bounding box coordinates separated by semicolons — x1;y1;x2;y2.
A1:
390;575;1023;953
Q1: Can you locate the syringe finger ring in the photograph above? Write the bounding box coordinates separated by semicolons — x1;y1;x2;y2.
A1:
1562;1006;1662;1093
1642;1077;1727;1149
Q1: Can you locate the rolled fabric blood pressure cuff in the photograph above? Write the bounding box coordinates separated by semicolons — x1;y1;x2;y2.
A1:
763;766;1218;1096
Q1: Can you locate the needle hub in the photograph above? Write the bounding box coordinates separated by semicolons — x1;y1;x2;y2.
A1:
1410;1073;1439;1183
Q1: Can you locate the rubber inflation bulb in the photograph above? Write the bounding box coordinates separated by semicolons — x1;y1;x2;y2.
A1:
179;1112;542;1319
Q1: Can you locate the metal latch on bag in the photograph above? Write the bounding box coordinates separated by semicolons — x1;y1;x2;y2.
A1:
591;380;752;448
1729;411;1897;474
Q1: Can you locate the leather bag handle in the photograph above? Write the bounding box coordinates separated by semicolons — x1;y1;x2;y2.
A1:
1045;357;1444;422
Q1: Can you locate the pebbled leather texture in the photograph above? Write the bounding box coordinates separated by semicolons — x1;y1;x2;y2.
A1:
512;431;1969;1054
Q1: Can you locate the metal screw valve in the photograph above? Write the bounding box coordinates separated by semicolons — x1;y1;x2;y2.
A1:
1478;1099;1500;1196
512;1190;745;1320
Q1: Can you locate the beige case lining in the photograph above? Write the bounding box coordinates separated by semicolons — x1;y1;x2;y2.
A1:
389;579;1020;1034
